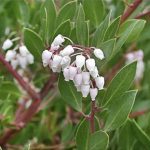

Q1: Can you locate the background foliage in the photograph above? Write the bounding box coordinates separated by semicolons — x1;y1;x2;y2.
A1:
0;0;150;149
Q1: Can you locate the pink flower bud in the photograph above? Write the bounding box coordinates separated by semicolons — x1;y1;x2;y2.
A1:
90;88;98;101
95;76;104;90
60;45;74;56
81;84;90;98
69;66;77;80
5;50;16;62
2;39;13;50
42;50;52;67
75;55;85;68
74;73;82;86
94;48;105;60
86;58;95;71
82;72;90;84
63;67;70;81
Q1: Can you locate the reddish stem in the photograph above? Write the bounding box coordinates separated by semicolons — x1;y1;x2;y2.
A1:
135;11;150;19
129;109;149;118
90;101;96;133
0;54;40;100
121;0;143;23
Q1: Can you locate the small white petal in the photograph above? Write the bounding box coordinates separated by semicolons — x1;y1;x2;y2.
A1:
52;55;62;67
76;85;81;92
60;45;74;56
86;58;95;71
75;55;85;68
27;53;34;64
81;84;90;98
51;34;65;46
42;50;53;67
82;72;90;84
19;45;29;56
63;68;70;81
94;48;105;60
5;50;16;62
17;55;28;69
2;39;13;50
74;73;82;86
61;56;71;69
90;88;98;101
95;76;105;90
11;59;19;69
90;66;99;79
69;66;77;80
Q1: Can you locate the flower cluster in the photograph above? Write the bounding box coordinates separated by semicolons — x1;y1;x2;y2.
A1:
42;34;105;101
125;50;144;81
2;39;34;69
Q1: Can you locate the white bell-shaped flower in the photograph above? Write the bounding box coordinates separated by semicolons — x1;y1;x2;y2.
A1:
81;84;90;98
75;55;85;68
94;48;105;60
63;67;70;81
42;50;52;67
19;45;29;57
5;50;16;62
95;76;104;90
69;66;77;80
60;45;74;56
82;72;90;84
90;66;99;79
2;39;13;50
61;56;71;69
17;55;27;69
11;59;19;69
86;58;95;71
74;73;82;86
51;34;65;46
51;45;60;51
27;53;34;64
90;88;98;101
52;55;62;68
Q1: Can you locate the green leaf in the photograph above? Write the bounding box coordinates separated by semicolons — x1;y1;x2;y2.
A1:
113;19;146;56
102;61;137;106
55;1;76;27
83;0;105;27
76;119;109;150
92;13;110;46
129;119;150;150
40;0;56;43
76;4;89;46
53;20;71;38
118;120;136;150
58;73;82;112
24;28;45;62
13;0;30;26
104;16;120;41
119;19;146;43
0;81;21;97
61;123;73;142
104;90;137;131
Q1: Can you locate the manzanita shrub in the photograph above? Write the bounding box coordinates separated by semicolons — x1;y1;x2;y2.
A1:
0;0;150;149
